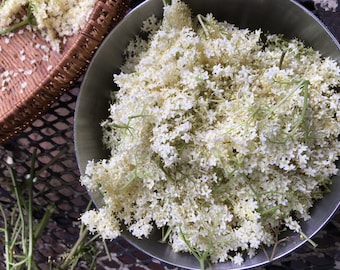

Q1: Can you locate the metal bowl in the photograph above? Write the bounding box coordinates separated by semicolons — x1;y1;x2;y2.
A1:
74;0;340;269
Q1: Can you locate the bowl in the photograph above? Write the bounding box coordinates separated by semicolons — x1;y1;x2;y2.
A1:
74;0;340;269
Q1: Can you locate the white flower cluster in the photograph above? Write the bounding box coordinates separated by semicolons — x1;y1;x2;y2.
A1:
81;0;340;265
0;0;96;51
312;0;338;11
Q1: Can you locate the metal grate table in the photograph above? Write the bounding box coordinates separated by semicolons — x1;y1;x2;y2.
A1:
1;1;340;269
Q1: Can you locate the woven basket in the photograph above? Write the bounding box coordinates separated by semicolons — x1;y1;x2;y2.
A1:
0;0;131;143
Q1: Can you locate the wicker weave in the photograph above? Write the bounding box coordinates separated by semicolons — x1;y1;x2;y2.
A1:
0;0;131;143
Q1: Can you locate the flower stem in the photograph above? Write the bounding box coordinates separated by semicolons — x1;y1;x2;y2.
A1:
162;0;170;6
8;166;27;255
179;226;210;270
0;6;35;35
27;148;38;270
197;14;210;38
161;226;172;243
59;227;90;269
0;204;10;270
279;50;287;70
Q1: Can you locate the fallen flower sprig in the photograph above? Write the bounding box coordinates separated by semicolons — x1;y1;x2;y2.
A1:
56;201;110;270
0;3;35;36
0;149;55;270
0;148;110;270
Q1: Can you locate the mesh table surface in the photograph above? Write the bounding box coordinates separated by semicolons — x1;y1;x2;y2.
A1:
1;1;340;269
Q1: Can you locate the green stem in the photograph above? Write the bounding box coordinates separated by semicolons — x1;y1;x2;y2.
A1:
161;226;172;243
179;227;209;270
279;50;287;70
267;80;306;117
0;18;29;35
0;7;35;35
197;14;210;38
102;238;112;261
9;215;22;256
269;228;289;261
34;205;55;241
89;250;101;269
162;0;170;6
7;166;28;256
59;227;90;269
261;205;280;216
0;205;10;270
266;79;309;144
299;230;317;248
120;166;139;190
298;80;309;143
243;176;263;212
156;156;176;182
27;149;37;270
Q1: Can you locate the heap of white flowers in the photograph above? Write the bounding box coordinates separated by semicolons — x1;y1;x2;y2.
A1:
0;0;96;51
81;0;340;265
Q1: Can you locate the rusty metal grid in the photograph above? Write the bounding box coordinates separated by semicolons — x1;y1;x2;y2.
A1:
0;1;340;269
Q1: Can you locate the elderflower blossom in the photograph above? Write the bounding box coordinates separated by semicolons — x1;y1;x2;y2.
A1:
312;0;338;11
0;0;96;51
81;0;340;265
